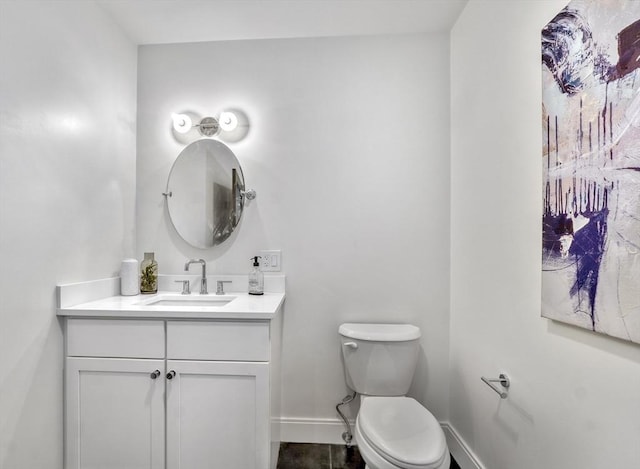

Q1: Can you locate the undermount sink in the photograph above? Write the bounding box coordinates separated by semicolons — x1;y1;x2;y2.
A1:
138;294;236;307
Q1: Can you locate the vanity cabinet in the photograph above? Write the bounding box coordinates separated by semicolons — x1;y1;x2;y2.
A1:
64;317;277;469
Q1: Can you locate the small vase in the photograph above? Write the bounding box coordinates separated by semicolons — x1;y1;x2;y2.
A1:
140;252;158;294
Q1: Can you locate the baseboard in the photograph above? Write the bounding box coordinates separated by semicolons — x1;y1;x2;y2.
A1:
441;422;484;469
280;417;355;445
280;417;485;469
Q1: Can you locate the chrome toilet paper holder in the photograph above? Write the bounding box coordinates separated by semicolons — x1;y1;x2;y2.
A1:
481;373;510;399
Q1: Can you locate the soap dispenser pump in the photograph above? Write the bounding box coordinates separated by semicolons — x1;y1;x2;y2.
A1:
248;256;264;295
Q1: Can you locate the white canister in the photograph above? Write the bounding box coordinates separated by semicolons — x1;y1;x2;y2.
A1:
120;258;139;296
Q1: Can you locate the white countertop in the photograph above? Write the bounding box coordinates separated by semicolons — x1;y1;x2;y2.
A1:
57;291;285;320
56;276;285;320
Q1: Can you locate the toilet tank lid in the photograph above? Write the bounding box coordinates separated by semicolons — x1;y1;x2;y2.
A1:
339;323;421;341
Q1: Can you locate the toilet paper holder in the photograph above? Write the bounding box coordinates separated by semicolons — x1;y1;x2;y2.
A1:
481;374;510;399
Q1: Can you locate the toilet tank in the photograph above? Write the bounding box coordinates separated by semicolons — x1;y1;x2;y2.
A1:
339;323;421;396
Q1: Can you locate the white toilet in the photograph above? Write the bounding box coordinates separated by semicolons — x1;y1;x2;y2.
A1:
339;323;450;469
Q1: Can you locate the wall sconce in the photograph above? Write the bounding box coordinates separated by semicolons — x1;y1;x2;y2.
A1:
171;108;250;144
172;113;219;136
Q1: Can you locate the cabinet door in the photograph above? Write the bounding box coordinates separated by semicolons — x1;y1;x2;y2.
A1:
166;360;269;469
65;357;165;469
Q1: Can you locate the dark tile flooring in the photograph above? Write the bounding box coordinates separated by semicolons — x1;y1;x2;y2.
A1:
277;443;461;469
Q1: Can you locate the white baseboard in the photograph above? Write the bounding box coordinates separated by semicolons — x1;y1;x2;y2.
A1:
441;422;484;469
280;418;485;469
280;417;355;445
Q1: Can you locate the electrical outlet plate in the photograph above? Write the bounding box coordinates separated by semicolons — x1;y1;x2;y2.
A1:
259;250;281;272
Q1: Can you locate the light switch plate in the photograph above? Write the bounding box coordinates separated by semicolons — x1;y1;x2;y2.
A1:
259;250;281;272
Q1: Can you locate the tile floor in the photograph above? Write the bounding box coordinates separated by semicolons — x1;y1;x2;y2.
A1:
277;443;461;469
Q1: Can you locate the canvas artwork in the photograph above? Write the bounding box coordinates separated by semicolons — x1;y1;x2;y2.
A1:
542;0;640;343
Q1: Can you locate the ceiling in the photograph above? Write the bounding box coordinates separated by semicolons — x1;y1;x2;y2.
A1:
96;0;468;45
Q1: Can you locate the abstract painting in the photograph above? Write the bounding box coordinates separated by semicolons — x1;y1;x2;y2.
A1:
542;0;640;343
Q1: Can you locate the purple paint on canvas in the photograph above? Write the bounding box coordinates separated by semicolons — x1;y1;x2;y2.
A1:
569;210;608;330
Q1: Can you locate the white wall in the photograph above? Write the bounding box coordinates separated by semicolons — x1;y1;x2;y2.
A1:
0;2;137;467
137;34;451;435
450;1;640;468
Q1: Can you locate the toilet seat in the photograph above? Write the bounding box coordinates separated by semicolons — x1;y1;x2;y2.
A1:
357;397;447;469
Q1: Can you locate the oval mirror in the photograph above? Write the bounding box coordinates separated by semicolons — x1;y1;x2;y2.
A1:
166;139;245;248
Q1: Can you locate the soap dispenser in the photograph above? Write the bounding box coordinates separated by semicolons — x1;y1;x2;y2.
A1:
248;256;264;295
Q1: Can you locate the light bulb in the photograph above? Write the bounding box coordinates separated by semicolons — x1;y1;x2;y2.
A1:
219;111;238;132
172;113;192;134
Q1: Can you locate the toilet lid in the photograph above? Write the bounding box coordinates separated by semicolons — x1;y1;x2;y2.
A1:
358;397;447;469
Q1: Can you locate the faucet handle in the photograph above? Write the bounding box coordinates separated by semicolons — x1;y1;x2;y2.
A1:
216;280;233;295
175;280;191;295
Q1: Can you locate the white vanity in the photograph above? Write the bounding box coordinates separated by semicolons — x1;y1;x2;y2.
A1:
57;277;285;469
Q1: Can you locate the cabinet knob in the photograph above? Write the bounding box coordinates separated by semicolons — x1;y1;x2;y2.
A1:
150;369;161;379
166;370;177;380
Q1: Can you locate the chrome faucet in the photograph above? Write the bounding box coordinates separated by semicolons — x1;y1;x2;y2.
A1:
184;258;208;294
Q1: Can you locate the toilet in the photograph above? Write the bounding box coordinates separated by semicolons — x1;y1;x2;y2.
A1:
339;323;450;469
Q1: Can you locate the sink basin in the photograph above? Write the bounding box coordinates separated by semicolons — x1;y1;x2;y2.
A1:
138;294;236;307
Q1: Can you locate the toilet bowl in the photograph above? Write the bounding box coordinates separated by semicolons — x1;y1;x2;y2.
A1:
339;323;450;469
354;396;449;469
